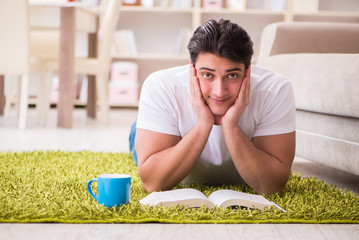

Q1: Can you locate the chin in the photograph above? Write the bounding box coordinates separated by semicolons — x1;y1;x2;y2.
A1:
209;106;229;117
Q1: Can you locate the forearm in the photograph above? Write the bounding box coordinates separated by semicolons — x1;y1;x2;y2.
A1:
223;125;293;194
138;122;212;192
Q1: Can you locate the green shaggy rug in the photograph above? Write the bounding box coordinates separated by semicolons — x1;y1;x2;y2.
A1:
1;151;358;224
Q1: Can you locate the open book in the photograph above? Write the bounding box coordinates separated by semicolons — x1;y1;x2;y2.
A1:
139;188;285;211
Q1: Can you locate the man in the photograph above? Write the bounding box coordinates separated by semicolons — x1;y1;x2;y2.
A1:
130;19;296;194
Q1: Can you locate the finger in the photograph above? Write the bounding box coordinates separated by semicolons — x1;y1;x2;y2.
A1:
190;63;195;79
193;76;202;100
190;64;198;87
244;66;251;102
237;66;250;102
245;64;251;79
191;65;200;93
190;64;196;99
190;64;202;104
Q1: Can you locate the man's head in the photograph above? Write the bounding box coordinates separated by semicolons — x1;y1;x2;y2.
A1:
187;19;253;68
187;19;253;123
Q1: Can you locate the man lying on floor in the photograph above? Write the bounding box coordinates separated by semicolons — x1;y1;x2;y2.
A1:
129;19;296;194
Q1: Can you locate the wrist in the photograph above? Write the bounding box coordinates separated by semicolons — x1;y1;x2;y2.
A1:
222;115;239;129
222;119;239;132
196;119;213;133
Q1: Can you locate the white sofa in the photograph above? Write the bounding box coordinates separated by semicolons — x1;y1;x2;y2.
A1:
257;22;359;175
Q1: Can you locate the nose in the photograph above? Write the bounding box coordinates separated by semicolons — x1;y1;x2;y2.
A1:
212;78;227;97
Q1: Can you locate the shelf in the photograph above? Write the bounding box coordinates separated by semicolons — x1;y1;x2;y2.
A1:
200;8;286;15
120;6;193;13
120;6;287;15
30;100;139;109
110;103;139;108
112;53;190;61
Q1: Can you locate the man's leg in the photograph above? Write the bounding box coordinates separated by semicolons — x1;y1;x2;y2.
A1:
129;121;138;165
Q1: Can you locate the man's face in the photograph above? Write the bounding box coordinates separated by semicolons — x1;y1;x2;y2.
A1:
195;53;246;117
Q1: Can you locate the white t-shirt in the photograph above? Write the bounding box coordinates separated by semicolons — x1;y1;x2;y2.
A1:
137;64;296;185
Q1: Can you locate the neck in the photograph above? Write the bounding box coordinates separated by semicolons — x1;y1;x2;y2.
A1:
214;115;223;126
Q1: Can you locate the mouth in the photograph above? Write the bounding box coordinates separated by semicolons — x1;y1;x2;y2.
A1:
209;97;230;105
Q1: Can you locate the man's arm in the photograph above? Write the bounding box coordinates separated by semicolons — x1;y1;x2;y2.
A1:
135;123;212;192
222;66;295;194
136;65;214;192
222;126;295;194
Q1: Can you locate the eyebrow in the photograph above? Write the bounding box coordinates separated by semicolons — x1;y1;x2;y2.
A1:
199;67;243;72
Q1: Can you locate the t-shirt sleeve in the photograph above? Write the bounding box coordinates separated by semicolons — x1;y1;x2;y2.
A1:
136;72;180;136
253;80;296;137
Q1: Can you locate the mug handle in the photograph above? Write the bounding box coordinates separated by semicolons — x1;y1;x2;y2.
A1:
87;179;98;201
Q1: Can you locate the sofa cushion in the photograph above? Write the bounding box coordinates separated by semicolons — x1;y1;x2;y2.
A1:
257;22;359;61
270;22;359;55
296;109;359;175
296;110;359;143
259;53;359;118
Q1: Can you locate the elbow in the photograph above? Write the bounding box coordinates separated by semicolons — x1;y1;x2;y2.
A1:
256;166;292;194
140;178;161;193
140;181;152;193
138;167;154;192
255;184;285;195
261;183;286;195
255;176;289;195
140;179;171;193
138;166;170;192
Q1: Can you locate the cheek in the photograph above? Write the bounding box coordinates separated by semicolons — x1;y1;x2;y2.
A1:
229;84;241;95
199;79;211;95
225;81;241;96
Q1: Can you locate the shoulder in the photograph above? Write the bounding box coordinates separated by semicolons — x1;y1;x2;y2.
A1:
144;64;190;89
137;64;193;136
246;66;296;137
140;64;190;106
250;65;294;102
251;65;292;93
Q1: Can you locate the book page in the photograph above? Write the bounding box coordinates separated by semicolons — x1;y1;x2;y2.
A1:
208;189;276;210
139;188;215;209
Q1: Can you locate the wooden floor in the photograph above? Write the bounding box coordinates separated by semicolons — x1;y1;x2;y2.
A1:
1;107;358;240
1;223;359;240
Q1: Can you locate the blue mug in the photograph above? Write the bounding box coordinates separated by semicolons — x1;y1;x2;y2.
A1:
87;174;131;208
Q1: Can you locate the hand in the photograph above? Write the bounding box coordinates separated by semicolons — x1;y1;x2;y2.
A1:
222;65;251;128
190;64;214;126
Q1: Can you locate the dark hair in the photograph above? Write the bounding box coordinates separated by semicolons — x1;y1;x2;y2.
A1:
187;19;253;68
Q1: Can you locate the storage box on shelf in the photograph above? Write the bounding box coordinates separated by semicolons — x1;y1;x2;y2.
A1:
122;0;141;6
111;61;138;82
108;81;138;106
202;0;224;9
108;61;139;107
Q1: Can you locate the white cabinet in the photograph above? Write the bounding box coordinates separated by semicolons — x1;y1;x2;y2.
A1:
112;0;359;106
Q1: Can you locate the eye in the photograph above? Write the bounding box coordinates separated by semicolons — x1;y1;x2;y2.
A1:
227;73;239;79
201;72;213;79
